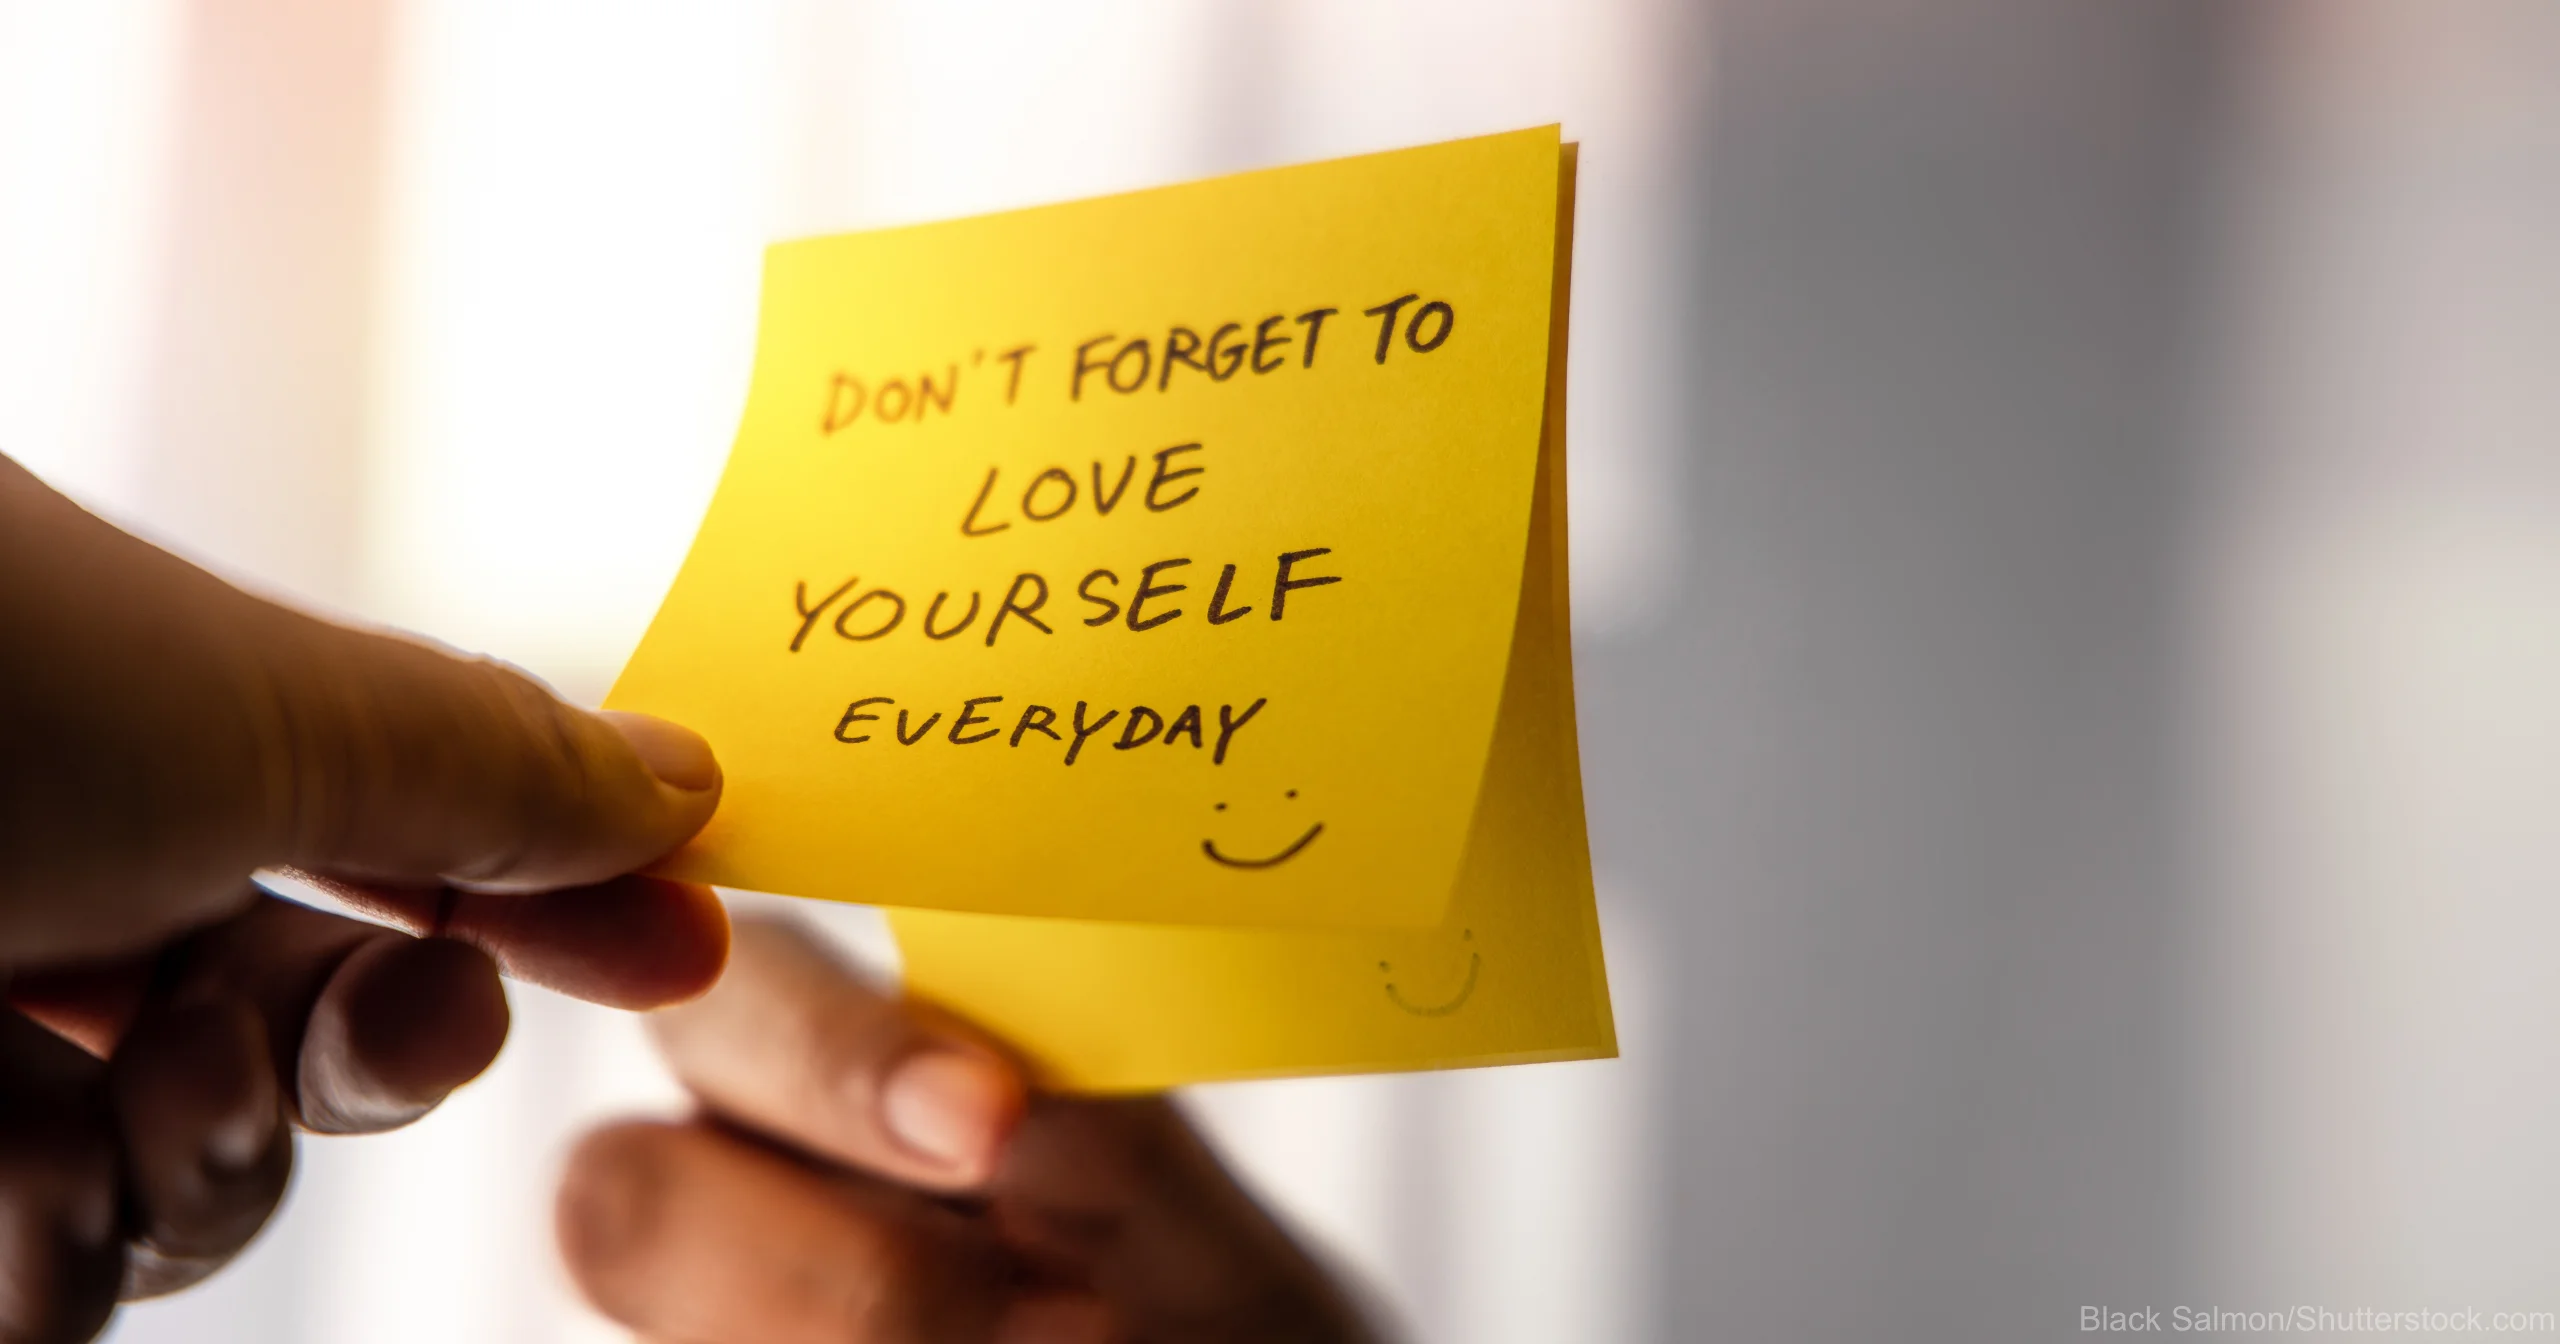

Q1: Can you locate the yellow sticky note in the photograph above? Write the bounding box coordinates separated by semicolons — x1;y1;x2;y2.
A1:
888;250;1615;1087
610;127;1566;929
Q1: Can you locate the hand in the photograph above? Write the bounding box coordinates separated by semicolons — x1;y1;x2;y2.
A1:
557;917;1379;1344
0;454;731;1340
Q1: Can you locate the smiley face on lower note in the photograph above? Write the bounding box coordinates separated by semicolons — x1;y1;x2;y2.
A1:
1201;789;1325;869
1381;928;1481;1017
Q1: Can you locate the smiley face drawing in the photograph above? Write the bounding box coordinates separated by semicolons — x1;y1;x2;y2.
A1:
1201;789;1325;870
1381;928;1481;1017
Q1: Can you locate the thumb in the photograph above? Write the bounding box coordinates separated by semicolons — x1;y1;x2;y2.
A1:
253;619;720;894
647;915;1026;1192
0;452;718;965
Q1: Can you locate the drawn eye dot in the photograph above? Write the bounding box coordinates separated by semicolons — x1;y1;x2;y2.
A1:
1214;802;1227;811
1286;789;1299;799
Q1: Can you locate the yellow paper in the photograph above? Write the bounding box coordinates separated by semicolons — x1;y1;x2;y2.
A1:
610;128;1564;929
888;148;1613;1089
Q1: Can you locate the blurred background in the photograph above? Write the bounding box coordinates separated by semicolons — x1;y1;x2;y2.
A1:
2;0;2556;1340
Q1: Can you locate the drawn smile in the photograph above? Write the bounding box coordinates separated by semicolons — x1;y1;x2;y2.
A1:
1383;940;1481;1017
1201;823;1325;869
1203;790;1323;869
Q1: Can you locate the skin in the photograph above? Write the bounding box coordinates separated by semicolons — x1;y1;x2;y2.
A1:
558;917;1381;1344
0;449;1364;1339
0;453;731;1341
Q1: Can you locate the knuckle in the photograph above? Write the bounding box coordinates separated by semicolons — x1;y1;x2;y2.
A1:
555;1123;675;1310
834;1222;933;1342
0;1139;124;1343
111;1003;292;1260
755;1185;950;1344
845;1203;1007;1344
556;1124;665;1266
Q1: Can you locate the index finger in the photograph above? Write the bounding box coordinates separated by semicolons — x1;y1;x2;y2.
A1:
282;871;731;1011
0;457;726;965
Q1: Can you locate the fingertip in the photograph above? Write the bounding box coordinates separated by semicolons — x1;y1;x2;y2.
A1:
597;712;721;795
880;1046;1025;1185
268;636;725;895
293;874;733;1012
345;938;511;1092
459;877;730;1011
297;936;508;1134
603;879;730;1008
651;917;1030;1192
581;711;721;884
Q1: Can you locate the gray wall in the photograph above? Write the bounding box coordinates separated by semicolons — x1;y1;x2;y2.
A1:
1584;4;2220;1337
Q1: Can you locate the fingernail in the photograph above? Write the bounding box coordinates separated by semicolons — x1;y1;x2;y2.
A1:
603;712;720;792
880;1049;1007;1175
203;1097;277;1175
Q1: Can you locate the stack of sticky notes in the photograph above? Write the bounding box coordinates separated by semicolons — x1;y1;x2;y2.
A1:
607;127;1613;1091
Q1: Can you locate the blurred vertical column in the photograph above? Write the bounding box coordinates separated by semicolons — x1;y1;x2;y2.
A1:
72;3;399;1342
1581;1;2226;1338
0;0;183;511
360;1;783;699
2194;0;2560;1307
341;10;791;1343
1183;5;1697;1340
123;0;394;614
763;0;1447;1327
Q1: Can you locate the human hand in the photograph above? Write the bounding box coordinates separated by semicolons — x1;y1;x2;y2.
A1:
0;454;731;1339
557;917;1379;1344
